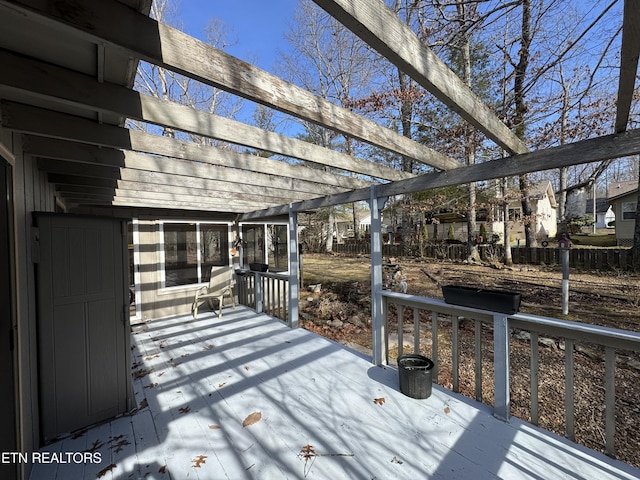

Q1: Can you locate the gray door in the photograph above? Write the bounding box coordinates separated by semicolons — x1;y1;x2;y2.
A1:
0;159;17;480
34;213;132;443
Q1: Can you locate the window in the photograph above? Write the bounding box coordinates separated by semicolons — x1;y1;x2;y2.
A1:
622;201;637;221
268;224;288;272
242;224;265;266
241;223;289;272
162;222;229;287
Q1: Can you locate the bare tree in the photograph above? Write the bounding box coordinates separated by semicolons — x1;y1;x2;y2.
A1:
278;0;379;251
132;0;244;146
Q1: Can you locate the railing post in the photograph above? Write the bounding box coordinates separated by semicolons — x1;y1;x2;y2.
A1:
288;204;299;328
493;313;510;421
370;187;387;366
255;272;263;314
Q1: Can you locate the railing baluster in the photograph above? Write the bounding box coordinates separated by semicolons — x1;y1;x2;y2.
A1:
432;311;438;381
277;276;281;319
530;331;539;425
398;305;404;358
255;272;263;313
452;315;459;393
474;319;482;402
413;308;420;354
565;338;575;441
383;299;389;365
605;346;616;457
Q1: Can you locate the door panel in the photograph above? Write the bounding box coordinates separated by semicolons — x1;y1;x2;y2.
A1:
35;213;130;443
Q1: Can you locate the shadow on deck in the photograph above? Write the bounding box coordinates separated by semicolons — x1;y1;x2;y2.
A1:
29;306;640;479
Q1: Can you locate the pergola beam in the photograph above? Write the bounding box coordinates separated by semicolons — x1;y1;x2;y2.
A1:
311;0;529;155
7;103;367;192
240;129;640;220
0;49;411;182
1;0;460;171
36;157;314;204
615;0;640;133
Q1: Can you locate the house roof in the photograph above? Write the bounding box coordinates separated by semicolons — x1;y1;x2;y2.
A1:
527;181;558;208
608;181;638;201
0;0;639;220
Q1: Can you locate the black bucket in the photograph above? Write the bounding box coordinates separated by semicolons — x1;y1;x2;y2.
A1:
398;354;434;399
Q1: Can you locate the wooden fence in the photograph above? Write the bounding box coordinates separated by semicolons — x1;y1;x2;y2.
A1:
333;243;634;270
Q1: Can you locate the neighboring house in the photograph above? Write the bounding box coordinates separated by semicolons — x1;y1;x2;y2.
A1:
406;181;558;245
608;181;638;246
586;197;612;229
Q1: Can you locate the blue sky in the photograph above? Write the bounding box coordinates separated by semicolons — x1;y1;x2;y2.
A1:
180;0;296;72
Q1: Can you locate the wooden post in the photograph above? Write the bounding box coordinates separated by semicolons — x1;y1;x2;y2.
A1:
493;313;510;421
370;186;387;366
288;204;299;328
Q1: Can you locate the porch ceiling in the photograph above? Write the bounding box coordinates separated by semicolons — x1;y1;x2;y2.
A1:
0;0;638;219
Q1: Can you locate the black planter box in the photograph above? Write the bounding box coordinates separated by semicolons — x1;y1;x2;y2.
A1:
249;263;269;272
442;285;521;314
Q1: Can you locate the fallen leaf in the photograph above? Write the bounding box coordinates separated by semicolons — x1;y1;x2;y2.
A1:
218;382;226;388
159;465;167;473
133;368;152;379
86;439;103;453
444;406;451;414
203;344;214;350
144;383;158;389
192;455;207;468
71;428;87;439
157;371;165;377
391;456;403;464
97;463;117;478
242;411;262;427
244;365;250;371
139;398;148;410
111;438;130;453
145;354;159;360
208;424;221;430
374;397;386;405
179;406;190;414
299;444;316;460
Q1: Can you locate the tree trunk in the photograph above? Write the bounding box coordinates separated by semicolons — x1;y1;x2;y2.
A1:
514;0;536;247
325;207;335;253
455;1;479;262
502;178;513;266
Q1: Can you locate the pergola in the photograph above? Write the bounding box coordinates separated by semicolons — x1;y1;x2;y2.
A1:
1;0;638;216
2;0;639;361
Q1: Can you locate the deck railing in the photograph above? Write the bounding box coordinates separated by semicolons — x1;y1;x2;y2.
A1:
380;291;640;459
236;271;289;323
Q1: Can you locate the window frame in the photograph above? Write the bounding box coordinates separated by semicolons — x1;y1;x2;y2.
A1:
159;220;231;290
621;201;637;221
239;222;290;273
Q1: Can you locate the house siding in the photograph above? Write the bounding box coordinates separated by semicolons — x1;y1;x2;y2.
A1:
135;220;239;322
2;128;57;479
612;190;638;246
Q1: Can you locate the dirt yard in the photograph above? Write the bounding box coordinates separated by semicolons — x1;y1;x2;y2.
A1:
298;253;640;469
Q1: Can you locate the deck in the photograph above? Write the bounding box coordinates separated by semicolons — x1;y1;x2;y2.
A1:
29;306;640;480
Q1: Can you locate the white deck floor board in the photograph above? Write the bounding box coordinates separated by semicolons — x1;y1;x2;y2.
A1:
29;307;640;480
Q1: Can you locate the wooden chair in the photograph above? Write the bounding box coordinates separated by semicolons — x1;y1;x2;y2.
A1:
191;266;235;319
